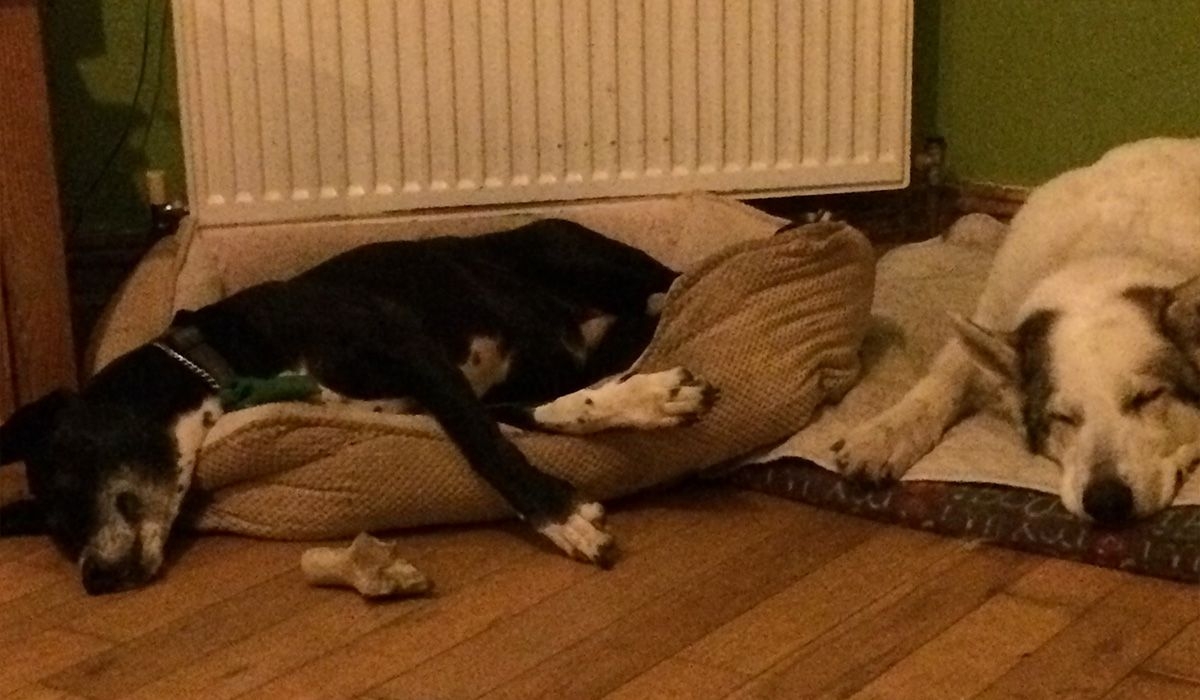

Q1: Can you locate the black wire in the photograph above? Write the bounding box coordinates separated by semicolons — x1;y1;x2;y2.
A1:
136;1;170;156
68;0;157;239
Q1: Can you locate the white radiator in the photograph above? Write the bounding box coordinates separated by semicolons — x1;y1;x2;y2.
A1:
174;0;913;226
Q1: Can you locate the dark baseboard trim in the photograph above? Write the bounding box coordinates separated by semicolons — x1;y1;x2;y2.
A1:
948;181;1031;221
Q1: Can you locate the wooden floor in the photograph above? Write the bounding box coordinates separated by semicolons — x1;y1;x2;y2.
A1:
2;482;1199;700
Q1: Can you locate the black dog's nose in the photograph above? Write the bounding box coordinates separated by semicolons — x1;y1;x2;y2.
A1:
81;557;132;596
1082;477;1134;525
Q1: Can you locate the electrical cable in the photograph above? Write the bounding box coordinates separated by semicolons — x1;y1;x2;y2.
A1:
135;0;170;156
68;0;158;239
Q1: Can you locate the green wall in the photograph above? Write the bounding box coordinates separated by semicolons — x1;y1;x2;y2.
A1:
926;0;1200;186
44;0;183;241
44;0;1200;238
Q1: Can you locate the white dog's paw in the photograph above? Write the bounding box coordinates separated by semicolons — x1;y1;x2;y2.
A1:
537;502;615;567
830;409;939;484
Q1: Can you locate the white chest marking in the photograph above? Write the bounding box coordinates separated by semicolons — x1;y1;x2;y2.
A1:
459;336;512;397
172;396;222;500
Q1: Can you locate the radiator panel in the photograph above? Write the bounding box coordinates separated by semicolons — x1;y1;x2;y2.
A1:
175;0;913;225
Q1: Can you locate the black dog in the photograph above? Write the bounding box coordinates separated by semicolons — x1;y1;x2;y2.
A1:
0;220;716;594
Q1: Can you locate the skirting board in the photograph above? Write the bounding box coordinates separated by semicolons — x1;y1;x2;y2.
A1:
950;181;1031;220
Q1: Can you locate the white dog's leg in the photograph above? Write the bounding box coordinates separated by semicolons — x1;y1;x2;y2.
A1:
530;367;717;434
832;339;979;482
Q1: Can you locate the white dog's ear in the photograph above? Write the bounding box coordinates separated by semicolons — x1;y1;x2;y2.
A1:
1165;275;1200;350
950;314;1019;384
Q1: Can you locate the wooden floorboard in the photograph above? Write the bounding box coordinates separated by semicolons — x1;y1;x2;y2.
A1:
1140;616;1200;685
1;483;1196;700
727;545;1039;699
679;526;962;677
603;659;750;700
476;506;880;699
5;684;90;700
367;488;796;700
972;575;1200;700
845;560;1122;700
240;488;730;700
1102;671;1200;700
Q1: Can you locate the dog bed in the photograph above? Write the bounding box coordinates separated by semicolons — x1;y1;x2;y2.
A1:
733;213;1200;583
86;194;875;538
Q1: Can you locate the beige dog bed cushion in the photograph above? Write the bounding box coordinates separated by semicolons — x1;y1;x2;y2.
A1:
88;194;874;539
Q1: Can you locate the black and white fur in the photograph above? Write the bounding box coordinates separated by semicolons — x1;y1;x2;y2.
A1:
0;220;716;594
833;137;1200;524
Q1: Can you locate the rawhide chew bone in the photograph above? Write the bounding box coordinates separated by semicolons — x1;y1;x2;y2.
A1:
300;532;431;598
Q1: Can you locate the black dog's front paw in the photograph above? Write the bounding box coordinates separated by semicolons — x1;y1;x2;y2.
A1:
534;501;616;568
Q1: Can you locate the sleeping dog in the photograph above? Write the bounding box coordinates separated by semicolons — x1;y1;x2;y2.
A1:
833;137;1200;524
0;220;717;594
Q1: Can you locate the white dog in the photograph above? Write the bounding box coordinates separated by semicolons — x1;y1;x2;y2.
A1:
833;137;1200;524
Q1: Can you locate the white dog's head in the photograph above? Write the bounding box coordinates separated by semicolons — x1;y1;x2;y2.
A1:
954;273;1200;525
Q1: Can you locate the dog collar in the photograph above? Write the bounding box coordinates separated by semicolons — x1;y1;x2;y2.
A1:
152;327;236;392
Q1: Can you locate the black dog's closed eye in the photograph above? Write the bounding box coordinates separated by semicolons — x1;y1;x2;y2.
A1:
115;492;143;524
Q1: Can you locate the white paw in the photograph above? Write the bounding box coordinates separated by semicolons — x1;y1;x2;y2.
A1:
532;367;717;434
537;502;615;567
619;367;718;429
830;408;938;484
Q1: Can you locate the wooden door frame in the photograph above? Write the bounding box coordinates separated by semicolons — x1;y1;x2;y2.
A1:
0;1;77;417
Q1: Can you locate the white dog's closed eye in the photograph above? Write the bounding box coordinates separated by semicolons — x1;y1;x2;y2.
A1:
1046;406;1081;427
1127;386;1168;413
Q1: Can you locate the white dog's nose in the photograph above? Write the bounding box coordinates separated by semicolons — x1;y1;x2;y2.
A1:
1082;477;1133;525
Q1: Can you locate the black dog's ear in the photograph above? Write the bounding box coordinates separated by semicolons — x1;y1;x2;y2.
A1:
0;388;73;466
0;499;45;535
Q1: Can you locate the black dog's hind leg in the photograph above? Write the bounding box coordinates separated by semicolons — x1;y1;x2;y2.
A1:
489;366;717;435
306;328;615;566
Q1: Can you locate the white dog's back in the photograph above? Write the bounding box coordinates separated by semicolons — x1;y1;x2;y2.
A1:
977;137;1200;328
